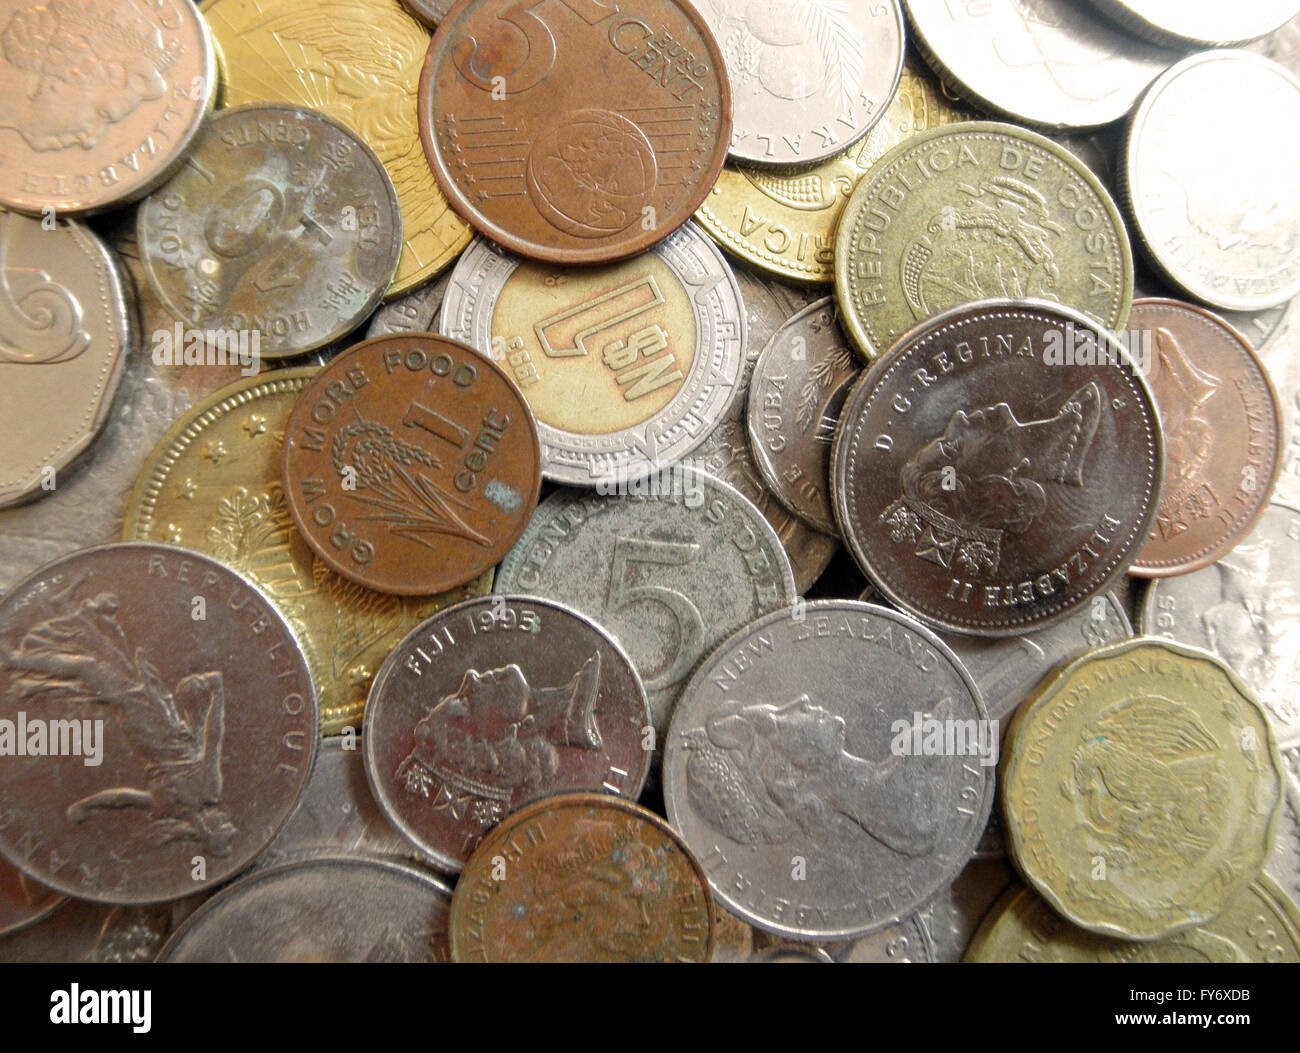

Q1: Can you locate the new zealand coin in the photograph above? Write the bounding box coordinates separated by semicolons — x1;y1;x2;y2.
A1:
158;855;452;962
1002;638;1284;941
1128;299;1282;576
0;211;131;509
419;0;732;264
365;273;450;339
439;226;745;488
201;0;473;296
0;860;62;938
1123;52;1300;312
281;333;541;596
696;0;904;167
832;301;1162;636
748;297;861;535
137;104;402;359
835;122;1134;360
123;370;492;735
904;0;1181;130
1087;0;1300;46
0;542;319;904
1141;502;1300;750
363;596;651;873
494;468;797;738
0;0;216;215
450;793;714;962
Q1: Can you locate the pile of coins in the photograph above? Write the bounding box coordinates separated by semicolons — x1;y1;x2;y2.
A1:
0;0;1298;964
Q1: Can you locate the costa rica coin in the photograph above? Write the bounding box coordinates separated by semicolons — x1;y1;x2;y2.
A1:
1086;0;1300;46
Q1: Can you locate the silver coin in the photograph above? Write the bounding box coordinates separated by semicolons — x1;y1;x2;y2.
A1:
0;900;172;963
1123;51;1300;312
1140;502;1300;750
439;226;747;488
917;855;1017;962
663;601;995;940
1267;746;1300;905
1087;0;1300;46
1254;297;1300;506
906;0;1181;130
495;468;797;739
750;944;837;963
697;0;905;166
835;912;936;963
364;272;450;339
157;855;452;962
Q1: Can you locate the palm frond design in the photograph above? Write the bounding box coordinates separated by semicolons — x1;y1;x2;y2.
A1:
803;0;866;114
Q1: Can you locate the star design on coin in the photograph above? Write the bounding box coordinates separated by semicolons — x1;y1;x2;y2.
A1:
176;478;199;501
202;440;227;464
242;414;267;438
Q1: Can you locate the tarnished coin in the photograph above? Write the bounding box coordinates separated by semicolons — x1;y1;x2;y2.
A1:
124;369;491;735
281;333;540;596
832;301;1163;636
363;596;651;873
1127;299;1282;576
0;211;131;509
696;56;971;284
159;855;452;962
365;273;450;339
401;0;454;26
664;601;995;941
202;0;473;297
696;0;904;166
420;0;731;264
0;542;319;904
137;104;401;359
0;900;173;963
1003;637;1284;940
748;297;860;535
0;861;61;938
1141;502;1300;751
0;0;216;215
450;793;714;962
710;905;755;962
904;0;1180;130
495;468;797;737
1123;51;1300;312
439;226;745;488
1087;0;1300;46
835;122;1134;360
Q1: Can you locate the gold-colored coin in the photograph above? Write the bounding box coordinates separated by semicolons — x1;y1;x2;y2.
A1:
200;0;473;296
965;878;1300;962
1003;638;1284;941
694;59;971;285
122;369;492;735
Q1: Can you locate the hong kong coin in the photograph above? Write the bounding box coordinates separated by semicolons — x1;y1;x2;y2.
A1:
363;596;651;873
1141;502;1300;751
158;855;453;962
0;901;173;963
696;56;971;284
1123;52;1300;312
695;0;903;167
748;297;861;535
1087;0;1300;46
124;369;491;735
0;0;216;215
420;0;731;264
904;0;1180;131
401;0;454;26
0;211;131;509
494;469;797;737
450;793;714;962
832;301;1162;636
1003;638;1284;940
0;861;62;938
202;0;472;297
664;601;996;941
439;227;745;488
0;542;319;904
281;333;540;596
137;104;401;359
917;855;1016;962
966;877;1300;962
365;274;450;339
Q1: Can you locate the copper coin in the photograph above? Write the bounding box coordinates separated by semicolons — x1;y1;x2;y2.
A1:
1129;299;1283;577
419;0;732;264
449;792;713;962
0;861;62;938
281;333;541;595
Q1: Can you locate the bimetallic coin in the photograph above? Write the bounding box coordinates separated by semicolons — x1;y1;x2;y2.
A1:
365;273;450;339
450;793;714;962
1087;0;1300;46
440;227;746;488
835;122;1134;360
664;601;995;941
420;0;732;264
158;856;452;962
0;0;216;214
1003;638;1285;941
1123;52;1300;312
0;542;319;904
832;301;1163;637
495;469;797;737
0;861;62;938
281;333;541;596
